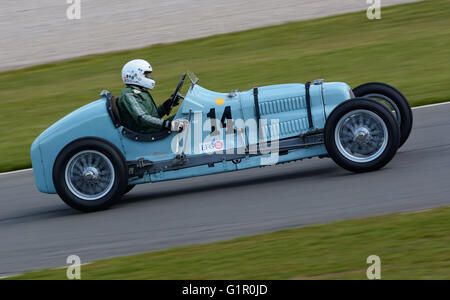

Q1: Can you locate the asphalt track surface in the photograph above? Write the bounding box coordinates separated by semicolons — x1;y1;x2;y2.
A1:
0;102;450;276
0;0;420;71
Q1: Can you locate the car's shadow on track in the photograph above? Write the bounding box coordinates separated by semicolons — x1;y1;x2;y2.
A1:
118;163;341;207
0;207;80;225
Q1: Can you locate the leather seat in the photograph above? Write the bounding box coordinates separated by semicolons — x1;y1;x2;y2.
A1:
110;96;123;125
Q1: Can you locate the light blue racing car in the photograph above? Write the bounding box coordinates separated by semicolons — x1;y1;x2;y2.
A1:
31;72;412;211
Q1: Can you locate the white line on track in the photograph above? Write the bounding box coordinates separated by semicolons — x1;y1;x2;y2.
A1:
0;168;33;176
411;101;450;110
0;101;449;177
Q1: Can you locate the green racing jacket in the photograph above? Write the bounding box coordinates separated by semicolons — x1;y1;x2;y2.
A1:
117;85;169;133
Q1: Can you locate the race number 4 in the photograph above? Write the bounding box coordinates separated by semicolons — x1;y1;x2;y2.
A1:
207;106;235;135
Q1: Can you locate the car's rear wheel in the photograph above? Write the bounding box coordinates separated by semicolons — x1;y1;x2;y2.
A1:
324;98;400;173
353;82;412;148
53;138;128;212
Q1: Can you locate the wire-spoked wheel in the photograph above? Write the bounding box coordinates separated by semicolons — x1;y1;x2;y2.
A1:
335;109;389;163
53;138;128;212
324;98;400;173
65;150;116;201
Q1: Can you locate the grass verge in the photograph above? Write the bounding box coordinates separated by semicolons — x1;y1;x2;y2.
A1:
7;206;450;280
0;0;449;172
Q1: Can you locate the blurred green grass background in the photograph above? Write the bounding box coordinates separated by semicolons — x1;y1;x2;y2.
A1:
0;0;449;172
8;206;450;280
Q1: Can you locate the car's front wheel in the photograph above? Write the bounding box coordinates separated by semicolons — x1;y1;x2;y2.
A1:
53;138;128;212
324;98;400;173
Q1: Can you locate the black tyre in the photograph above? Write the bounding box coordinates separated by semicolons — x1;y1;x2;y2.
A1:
353;82;412;148
324;98;400;173
53;138;128;212
124;184;136;195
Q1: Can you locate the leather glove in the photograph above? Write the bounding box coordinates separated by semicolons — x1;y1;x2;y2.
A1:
162;95;180;115
163;119;189;132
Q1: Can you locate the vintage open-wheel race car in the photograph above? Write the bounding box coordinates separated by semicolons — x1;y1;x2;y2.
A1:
31;71;412;211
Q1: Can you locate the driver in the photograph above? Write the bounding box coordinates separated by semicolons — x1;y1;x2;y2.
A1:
118;59;186;133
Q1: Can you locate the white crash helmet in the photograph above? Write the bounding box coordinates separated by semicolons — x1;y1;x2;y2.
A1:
121;59;155;90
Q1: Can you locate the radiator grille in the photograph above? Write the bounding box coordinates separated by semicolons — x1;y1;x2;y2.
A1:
259;96;306;116
261;118;310;139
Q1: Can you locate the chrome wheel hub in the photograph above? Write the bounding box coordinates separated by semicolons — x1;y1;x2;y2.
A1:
83;167;99;181
354;127;371;145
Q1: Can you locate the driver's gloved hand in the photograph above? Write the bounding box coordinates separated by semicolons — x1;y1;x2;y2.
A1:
163;119;188;132
162;96;180;115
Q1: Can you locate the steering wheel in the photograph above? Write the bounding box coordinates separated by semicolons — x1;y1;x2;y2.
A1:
169;73;186;107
